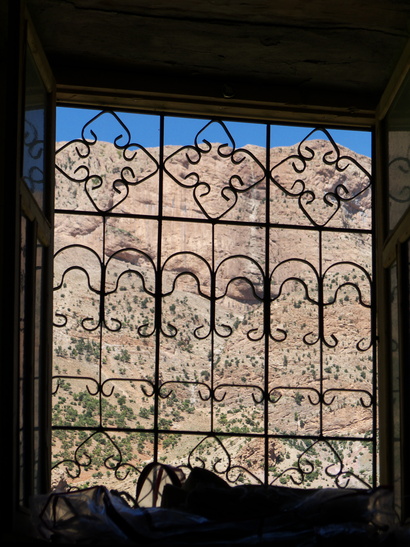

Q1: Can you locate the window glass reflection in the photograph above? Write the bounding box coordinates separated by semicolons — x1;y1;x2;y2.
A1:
387;73;410;231
23;47;47;212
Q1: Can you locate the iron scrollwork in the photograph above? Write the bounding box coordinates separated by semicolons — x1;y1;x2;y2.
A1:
52;110;375;497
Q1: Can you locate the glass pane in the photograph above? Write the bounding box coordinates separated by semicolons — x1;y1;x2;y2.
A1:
390;262;401;514
387;73;410;231
19;216;48;505
23;47;47;212
18;216;28;505
33;240;46;493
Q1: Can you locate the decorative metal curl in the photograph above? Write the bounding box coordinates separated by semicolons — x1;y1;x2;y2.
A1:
188;435;231;475
270;128;371;227
268;386;321;406
388;155;410;204
158;380;212;402
323;388;373;409
52;430;140;483
225;464;263;485
23;118;44;192
52;376;100;397
271;438;371;489
56;110;159;213
213;383;265;404
164;120;265;220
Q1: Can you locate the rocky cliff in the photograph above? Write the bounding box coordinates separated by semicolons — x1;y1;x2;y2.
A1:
52;136;374;494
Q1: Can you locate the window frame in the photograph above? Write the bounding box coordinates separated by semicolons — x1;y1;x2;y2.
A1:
375;42;410;521
1;5;55;540
20;10;55;506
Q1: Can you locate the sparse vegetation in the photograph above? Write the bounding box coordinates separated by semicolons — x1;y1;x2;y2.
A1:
52;136;373;495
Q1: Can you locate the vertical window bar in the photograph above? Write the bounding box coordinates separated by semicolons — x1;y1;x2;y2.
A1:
264;123;270;485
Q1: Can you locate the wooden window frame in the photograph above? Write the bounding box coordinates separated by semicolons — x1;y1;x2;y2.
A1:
375;40;410;521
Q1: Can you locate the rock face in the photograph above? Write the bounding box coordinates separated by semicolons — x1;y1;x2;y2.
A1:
52;134;374;494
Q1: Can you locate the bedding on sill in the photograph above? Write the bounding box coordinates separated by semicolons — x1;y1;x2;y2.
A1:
32;465;408;545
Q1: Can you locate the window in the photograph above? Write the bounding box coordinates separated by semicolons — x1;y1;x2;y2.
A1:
382;70;410;519
18;32;54;510
52;108;375;496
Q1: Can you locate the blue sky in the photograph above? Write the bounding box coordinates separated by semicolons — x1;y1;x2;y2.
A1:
56;106;372;157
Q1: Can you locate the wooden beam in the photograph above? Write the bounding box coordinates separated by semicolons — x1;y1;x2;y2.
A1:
55;67;375;128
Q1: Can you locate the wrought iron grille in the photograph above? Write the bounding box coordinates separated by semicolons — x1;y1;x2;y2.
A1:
52;110;375;495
